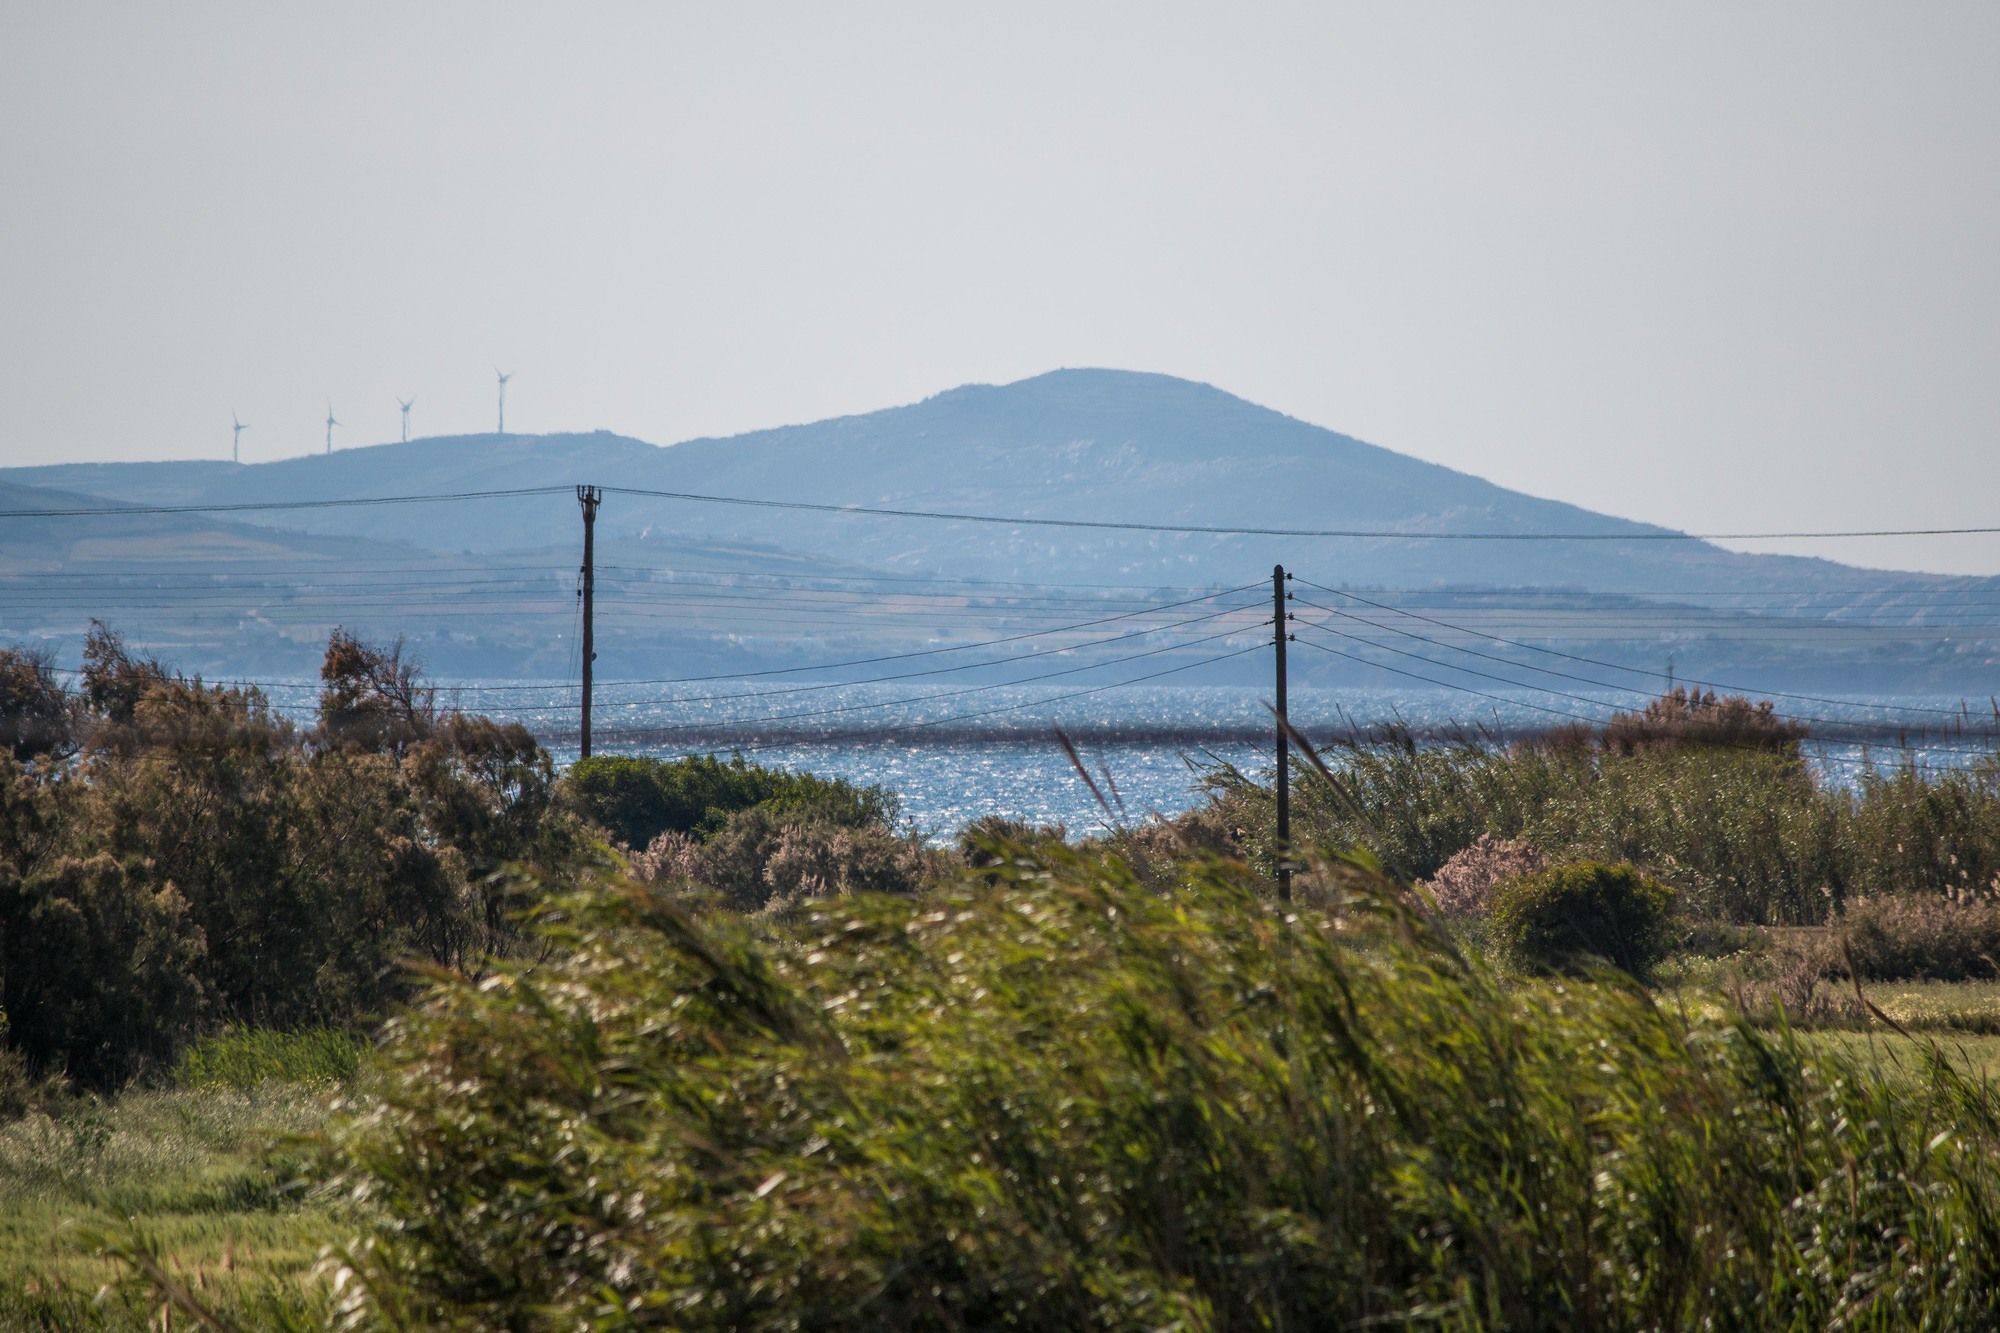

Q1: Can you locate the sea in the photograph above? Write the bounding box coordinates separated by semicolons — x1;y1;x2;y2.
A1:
379;681;2000;842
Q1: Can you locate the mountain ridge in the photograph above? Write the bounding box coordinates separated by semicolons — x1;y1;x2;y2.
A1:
3;369;1991;687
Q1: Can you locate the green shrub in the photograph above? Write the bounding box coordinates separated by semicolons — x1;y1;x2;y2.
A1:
0;854;209;1087
0;627;587;1090
1490;860;1675;978
1845;759;2000;902
563;753;896;850
329;852;2000;1330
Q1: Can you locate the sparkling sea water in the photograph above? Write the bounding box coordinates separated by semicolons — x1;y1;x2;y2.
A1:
395;681;2000;841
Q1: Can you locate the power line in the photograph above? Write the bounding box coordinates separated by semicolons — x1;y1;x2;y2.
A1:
0;476;1994;540
1294;617;1630;717
1293;581;1992;719
494;601;1265;718
602;484;2000;541
1285;628;1982;768
0;486;572;518
1288;604;1999;739
573;622;1264;738
36;581;1269;696
712;642;1272;754
1290;631;1609;725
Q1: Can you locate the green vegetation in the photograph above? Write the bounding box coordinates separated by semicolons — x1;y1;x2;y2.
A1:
1212;709;2000;925
564;752;896;851
10;675;2000;1328
175;1028;364;1091
1489;860;1675;978
0;626;586;1091
0;1081;337;1329
323;850;2000;1330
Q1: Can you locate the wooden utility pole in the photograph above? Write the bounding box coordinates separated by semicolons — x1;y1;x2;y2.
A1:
1274;563;1292;900
577;485;601;758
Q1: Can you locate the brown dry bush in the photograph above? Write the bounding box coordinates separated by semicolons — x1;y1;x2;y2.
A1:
1601;687;1807;757
1421;834;1546;919
1841;892;2000;981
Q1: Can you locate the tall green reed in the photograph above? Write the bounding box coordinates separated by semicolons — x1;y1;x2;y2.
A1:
325;849;2000;1329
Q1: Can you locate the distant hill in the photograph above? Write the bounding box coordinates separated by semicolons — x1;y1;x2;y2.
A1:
1;369;1961;592
3;370;1993;688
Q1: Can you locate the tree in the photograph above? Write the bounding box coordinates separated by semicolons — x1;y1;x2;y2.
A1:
78;622;171;727
0;646;75;762
318;629;436;754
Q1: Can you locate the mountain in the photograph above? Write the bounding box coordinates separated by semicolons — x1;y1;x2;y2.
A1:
3;369;1965;592
3;369;1992;688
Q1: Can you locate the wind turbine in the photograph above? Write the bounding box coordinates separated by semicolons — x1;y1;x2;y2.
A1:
397;396;415;443
495;367;512;434
325;402;340;454
231;412;248;463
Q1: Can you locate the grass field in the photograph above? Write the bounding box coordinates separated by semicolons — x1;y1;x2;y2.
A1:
0;1082;338;1329
1806;1029;2000;1083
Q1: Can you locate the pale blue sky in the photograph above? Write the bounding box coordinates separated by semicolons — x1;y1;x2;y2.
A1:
3;2;1997;573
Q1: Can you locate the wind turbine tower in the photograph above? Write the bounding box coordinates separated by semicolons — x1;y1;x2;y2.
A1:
397;396;415;443
325;402;340;455
495;367;513;434
231;412;248;463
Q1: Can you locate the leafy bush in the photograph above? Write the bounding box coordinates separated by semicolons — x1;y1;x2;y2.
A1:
0;854;209;1088
0;627;586;1089
564;752;896;850
957;814;1067;883
760;819;929;905
0;1016;30;1121
1421;833;1545;919
1490;860;1675;978
1845;759;2000;901
316;628;435;755
330;852;2000;1330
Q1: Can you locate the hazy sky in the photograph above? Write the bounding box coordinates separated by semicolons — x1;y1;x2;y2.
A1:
4;2;1998;574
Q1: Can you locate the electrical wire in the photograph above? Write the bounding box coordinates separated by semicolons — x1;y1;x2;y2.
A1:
688;642;1273;753
600;485;2000;542
1288;605;2000;740
1284;628;1983;769
0;486;572;518
574;622;1264;737
495;600;1266;718
1293;581;1994;719
34;581;1269;696
2;476;1997;540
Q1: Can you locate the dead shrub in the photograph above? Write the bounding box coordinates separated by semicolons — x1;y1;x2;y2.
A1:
1421;835;1547;919
630;830;702;886
1841;893;2000;982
